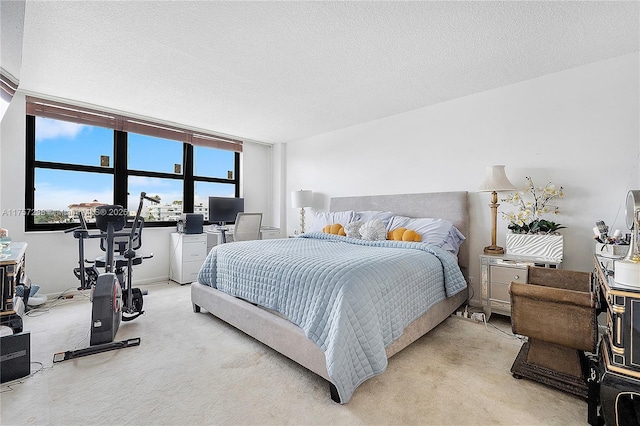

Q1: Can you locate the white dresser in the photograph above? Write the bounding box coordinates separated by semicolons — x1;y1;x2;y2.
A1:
169;233;208;284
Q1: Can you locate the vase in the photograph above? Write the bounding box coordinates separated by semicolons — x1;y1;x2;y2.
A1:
505;233;563;260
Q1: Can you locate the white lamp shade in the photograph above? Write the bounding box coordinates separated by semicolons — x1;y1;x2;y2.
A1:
291;190;313;208
477;165;516;192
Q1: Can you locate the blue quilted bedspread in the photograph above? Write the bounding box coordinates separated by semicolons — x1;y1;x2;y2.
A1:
197;232;467;403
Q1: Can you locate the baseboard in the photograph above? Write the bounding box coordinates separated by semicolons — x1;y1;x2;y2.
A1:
135;276;171;286
40;276;170;300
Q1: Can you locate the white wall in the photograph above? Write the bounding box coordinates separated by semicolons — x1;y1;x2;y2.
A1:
241;142;278;228
0;93;275;297
284;53;640;306
2;53;638;300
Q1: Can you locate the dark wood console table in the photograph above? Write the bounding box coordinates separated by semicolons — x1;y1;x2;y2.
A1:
593;254;640;425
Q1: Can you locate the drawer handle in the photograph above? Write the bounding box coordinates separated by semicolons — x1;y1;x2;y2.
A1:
514;275;519;280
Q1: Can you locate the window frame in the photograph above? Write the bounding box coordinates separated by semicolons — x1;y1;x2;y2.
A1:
25;111;241;232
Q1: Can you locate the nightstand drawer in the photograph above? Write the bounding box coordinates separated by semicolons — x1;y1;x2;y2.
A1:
491;266;527;284
489;299;511;315
481;254;561;320
490;282;511;303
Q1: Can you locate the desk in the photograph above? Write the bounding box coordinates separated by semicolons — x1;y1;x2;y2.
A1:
206;226;281;250
1;242;28;333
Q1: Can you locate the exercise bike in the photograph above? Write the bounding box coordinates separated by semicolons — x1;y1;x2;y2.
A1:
54;192;157;362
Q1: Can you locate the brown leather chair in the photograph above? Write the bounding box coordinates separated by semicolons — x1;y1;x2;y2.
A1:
509;266;597;398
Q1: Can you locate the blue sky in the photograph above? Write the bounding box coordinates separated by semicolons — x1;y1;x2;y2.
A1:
35;117;235;211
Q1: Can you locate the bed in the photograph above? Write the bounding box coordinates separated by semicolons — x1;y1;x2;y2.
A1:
191;191;469;403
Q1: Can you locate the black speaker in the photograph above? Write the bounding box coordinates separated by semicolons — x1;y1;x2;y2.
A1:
1;332;30;383
178;213;203;234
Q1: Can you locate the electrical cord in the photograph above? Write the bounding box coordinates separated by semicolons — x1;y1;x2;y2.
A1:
477;312;526;344
0;361;49;393
467;280;475;300
74;327;91;350
25;287;90;317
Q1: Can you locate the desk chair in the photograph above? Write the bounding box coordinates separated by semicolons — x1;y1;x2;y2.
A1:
509;266;597;399
231;213;262;242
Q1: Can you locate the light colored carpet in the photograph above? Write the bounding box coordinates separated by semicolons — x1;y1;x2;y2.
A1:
2;282;586;425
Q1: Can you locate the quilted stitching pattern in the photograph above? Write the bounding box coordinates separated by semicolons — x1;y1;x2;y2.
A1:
198;232;467;403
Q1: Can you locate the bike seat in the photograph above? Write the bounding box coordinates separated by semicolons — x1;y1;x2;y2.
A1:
95;254;143;269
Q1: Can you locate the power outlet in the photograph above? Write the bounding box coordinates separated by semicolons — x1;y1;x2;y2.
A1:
471;312;485;322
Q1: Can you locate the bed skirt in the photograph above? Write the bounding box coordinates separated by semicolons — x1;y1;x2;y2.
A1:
191;281;468;382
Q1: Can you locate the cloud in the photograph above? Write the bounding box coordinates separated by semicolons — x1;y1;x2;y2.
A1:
128;176;183;205
36;117;86;141
128;176;174;188
34;183;113;211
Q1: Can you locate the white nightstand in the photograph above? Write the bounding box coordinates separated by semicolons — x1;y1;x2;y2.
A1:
480;253;562;319
169;233;208;285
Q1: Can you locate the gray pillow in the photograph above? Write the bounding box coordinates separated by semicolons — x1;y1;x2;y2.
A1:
344;221;363;239
359;219;387;241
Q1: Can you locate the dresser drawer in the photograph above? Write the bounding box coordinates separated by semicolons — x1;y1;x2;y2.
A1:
182;240;207;261
491;265;527;285
182;261;203;282
490;282;511;303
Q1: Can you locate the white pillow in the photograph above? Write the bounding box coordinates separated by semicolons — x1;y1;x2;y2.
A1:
356;211;396;229
442;226;466;255
308;210;356;233
359;219;387;241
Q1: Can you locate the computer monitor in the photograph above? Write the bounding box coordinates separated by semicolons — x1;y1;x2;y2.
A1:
208;197;244;226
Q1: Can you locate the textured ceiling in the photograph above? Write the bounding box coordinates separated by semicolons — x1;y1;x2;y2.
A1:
12;1;640;144
0;1;25;81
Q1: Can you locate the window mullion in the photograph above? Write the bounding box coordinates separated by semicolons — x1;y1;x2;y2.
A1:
183;143;194;213
114;130;128;208
25;115;36;230
234;152;241;198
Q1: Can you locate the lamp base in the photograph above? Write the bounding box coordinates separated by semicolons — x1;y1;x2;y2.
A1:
484;245;505;255
299;207;306;234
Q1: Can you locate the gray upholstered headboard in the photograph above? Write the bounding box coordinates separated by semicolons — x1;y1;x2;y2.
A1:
330;191;470;281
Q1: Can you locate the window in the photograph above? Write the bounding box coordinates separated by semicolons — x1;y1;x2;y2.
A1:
193;144;239;216
128;133;183;174
194;145;235;180
127;133;184;220
194;181;237;221
25;97;241;231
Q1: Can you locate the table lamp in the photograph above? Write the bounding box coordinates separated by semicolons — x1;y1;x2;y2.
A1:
477;165;516;254
291;190;313;234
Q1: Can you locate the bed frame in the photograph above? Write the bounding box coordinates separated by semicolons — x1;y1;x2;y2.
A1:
191;191;469;402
